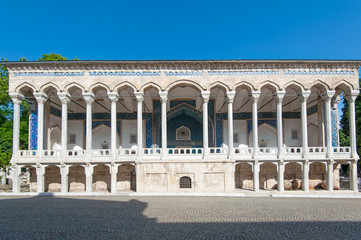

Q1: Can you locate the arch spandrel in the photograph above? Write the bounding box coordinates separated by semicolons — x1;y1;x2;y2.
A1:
40;82;61;93
309;80;331;91
284;81;305;92
140;82;162;92
234;81;255;92
207;81;231;91
113;82;137;93
334;80;354;93
88;82;111;93
15;82;37;94
165;79;204;92
63;82;86;93
257;80;281;91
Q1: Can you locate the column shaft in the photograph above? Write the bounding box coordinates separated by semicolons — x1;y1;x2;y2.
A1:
160;91;168;158
202;91;210;158
82;93;95;158
11;166;20;193
351;161;358;191
277;163;284;192
253;162;259;192
134;92;144;160
346;90;359;158
299;90;311;158
108;92;119;157
250;91;260;158
61;165;69;193
275;91;285;158
303;161;309;192
58;92;71;158
9;93;24;157
85;165;93;193
36;166;44;193
227;91;235;158
322;91;335;157
34;93;48;157
110;164;118;194
327;161;334;192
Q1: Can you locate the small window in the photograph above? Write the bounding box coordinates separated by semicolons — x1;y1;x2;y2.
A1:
69;134;76;144
130;134;137;144
291;130;298;140
233;133;239;144
176;126;191;140
180;176;192;188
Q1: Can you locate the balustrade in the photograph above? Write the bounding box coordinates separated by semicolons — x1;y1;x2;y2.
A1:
43;150;60;157
168;148;203;155
209;147;227;154
19;150;37;157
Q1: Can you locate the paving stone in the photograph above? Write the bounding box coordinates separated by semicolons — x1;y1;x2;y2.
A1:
0;196;360;239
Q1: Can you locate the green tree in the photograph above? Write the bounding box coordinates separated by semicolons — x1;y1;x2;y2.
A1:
0;53;75;170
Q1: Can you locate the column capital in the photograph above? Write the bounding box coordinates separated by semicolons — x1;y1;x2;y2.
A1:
159;91;168;103
345;90;360;102
320;90;336;102
201;91;210;103
249;90;261;103
274;90;286;103
9;93;25;104
297;90;311;102
331;95;340;110
134;92;144;102
33;92;48;104
107;91;119;102
82;92;95;104
226;90;236;103
57;92;71;105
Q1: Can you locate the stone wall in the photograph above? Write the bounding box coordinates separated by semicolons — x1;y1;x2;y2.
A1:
92;165;110;192
45;166;61;192
68;165;86;192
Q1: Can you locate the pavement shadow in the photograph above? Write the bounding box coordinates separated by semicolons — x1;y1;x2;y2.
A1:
0;196;360;239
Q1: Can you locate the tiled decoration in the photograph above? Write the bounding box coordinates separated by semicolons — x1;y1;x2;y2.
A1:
29;110;38;150
331;108;338;147
14;72;84;77
165;71;203;76
89;71;161;77
208;71;279;76
284;70;354;76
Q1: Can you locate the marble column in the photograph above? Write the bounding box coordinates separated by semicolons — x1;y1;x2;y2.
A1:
275;90;285;158
227;91;236;159
345;90;360;159
159;91;168;159
34;92;48;157
61;164;69;193
253;161;260;192
277;161;285;192
303;160;309;192
85;164;93;193
298;90;311;158
11;165;20;193
321;90;335;158
57;92;71;158
327;160;334;192
351;160;358;192
82;93;95;159
134;92;144;160
201;91;210;158
110;163;118;194
9;93;24;157
36;165;45;193
250;91;261;158
107;92;119;158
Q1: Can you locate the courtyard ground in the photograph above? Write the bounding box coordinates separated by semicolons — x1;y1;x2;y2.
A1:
0;196;360;239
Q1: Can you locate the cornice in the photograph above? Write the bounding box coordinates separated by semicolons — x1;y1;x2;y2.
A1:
2;60;361;72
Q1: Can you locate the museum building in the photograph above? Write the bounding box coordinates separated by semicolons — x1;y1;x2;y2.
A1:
4;60;360;194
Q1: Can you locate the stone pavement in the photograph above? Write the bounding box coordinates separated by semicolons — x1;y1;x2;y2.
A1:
0;196;360;239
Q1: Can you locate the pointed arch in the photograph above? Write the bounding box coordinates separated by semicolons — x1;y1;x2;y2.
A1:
258;80;280;91
113;81;137;93
284;81;305;92
207;81;231;91
165;79;204;92
88;82;111;93
140;82;162;92
334;80;354;92
63;82;85;92
15;82;37;93
310;80;330;91
234;81;255;92
40;82;60;93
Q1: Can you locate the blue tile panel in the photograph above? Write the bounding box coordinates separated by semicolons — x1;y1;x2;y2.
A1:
29;110;38;150
284;70;354;76
331;109;338;147
208;71;279;76
89;71;161;76
14;72;84;77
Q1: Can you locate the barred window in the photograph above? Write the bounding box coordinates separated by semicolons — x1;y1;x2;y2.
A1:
180;176;192;188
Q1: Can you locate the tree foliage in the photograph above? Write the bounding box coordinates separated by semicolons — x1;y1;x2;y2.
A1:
0;53;74;170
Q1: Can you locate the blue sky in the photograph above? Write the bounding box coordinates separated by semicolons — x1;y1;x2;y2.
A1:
1;0;361;61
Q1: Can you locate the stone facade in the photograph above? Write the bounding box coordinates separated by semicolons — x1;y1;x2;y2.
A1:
3;60;360;194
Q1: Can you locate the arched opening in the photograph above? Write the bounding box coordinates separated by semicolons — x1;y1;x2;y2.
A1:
249;123;277;148
284;162;303;190
92;124;112;150
179;176;192;188
44;166;61;192
92;165;111;192
68;165;86;192
20;166;37;192
49;125;61;150
117;164;136;191
334;161;351;190
235;163;253;190
309;162;327;190
259;162;277;190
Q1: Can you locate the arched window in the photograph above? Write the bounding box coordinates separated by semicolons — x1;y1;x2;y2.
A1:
176;126;191;140
179;176;192;188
